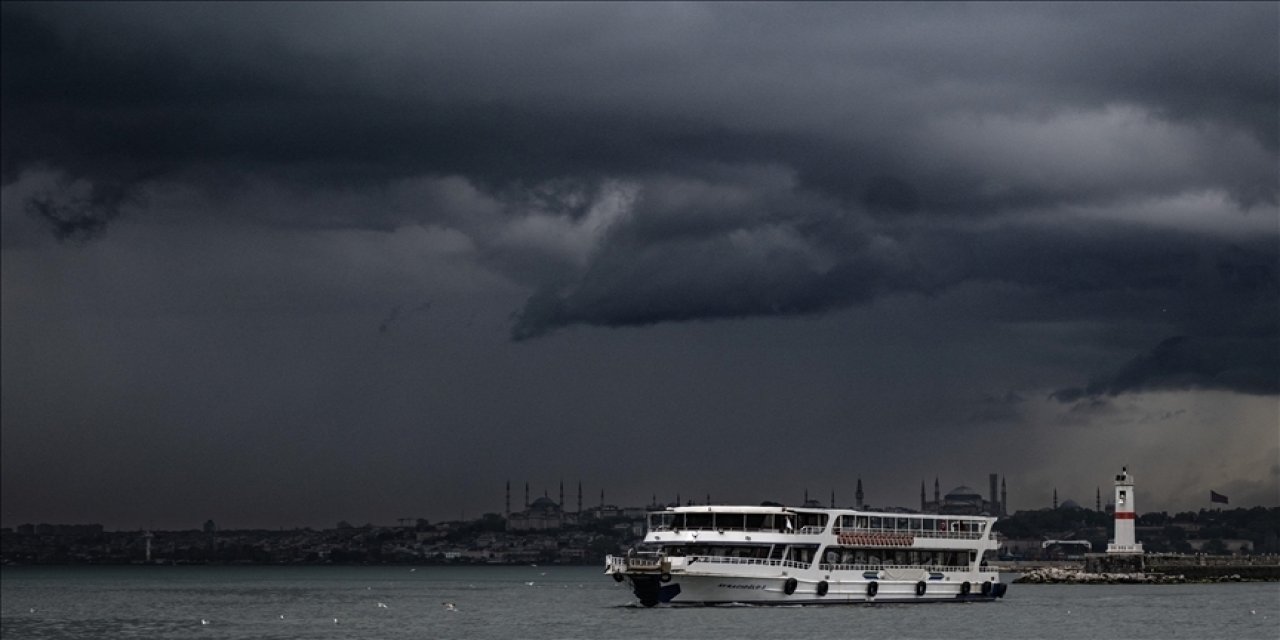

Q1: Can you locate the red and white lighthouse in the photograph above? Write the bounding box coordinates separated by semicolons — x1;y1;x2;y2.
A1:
1106;466;1144;554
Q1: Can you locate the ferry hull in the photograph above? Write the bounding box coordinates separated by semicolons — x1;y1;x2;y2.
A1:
619;572;1006;606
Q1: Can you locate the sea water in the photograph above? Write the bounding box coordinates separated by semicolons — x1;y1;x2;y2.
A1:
2;565;1277;639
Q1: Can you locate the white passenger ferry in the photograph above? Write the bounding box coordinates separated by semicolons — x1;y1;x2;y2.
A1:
605;504;1007;606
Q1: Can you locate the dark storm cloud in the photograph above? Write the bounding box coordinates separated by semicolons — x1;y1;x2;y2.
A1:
1051;243;1280;400
4;3;1274;213
1052;334;1280;402
2;1;1277;398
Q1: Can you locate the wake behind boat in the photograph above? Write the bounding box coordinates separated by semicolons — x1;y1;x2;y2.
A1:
605;504;1007;606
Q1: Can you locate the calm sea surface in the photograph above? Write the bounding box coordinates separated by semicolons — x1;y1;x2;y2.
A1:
2;566;1277;639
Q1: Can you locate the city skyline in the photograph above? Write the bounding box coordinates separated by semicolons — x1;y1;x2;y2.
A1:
2;2;1277;531
4;471;1267;533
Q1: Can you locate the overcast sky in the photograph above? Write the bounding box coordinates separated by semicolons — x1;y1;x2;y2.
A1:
2;2;1277;531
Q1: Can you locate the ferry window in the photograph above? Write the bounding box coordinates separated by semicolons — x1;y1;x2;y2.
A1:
869;517;882;529
840;515;856;530
896;517;909;531
715;513;746;531
856;516;869;529
686;513;713;529
893;550;907;565
798;513;828;530
785;545;818;564
745;514;768;530
672;514;685;530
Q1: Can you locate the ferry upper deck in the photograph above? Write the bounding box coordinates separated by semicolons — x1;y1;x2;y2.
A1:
645;505;996;541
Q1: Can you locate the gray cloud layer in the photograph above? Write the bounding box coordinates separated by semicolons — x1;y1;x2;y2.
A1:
4;2;1276;399
1;2;1276;526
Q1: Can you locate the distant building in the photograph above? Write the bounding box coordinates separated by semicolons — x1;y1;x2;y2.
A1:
508;495;570;531
921;474;1005;516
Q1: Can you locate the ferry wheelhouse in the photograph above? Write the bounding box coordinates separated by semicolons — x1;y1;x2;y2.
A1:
605;505;1007;606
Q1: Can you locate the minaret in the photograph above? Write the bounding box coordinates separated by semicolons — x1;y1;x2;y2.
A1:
830;489;835;509
921;481;927;512
506;480;511;517
1096;486;1102;511
856;478;864;510
559;480;564;509
1053;488;1058;509
934;477;940;503
988;473;998;516
1107;467;1144;554
1001;477;1008;516
804;488;809;504
525;482;530;509
600;489;605;509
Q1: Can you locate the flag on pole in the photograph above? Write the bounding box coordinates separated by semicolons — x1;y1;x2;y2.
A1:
1209;490;1229;504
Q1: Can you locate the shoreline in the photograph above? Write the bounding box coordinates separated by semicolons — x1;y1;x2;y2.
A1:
1014;566;1280;584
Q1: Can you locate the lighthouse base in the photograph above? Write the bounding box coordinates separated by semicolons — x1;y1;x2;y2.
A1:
1086;553;1145;573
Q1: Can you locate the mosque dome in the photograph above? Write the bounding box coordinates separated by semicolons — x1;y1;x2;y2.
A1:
529;496;559;511
945;486;982;500
1060;499;1082;510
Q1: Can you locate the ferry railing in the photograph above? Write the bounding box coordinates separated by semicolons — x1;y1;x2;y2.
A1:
685;555;811;570
832;527;985;540
646;525;831;535
613;550;664;570
818;563;970;572
817;563;1002;573
644;525;990;539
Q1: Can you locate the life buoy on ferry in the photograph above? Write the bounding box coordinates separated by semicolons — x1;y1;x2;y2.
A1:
783;578;798;595
866;581;879;598
915;581;927;596
659;572;672;583
816;581;828;596
981;581;992;596
612;573;625;583
959;581;971;596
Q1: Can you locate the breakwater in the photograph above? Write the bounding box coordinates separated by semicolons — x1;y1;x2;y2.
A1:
1015;559;1280;584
